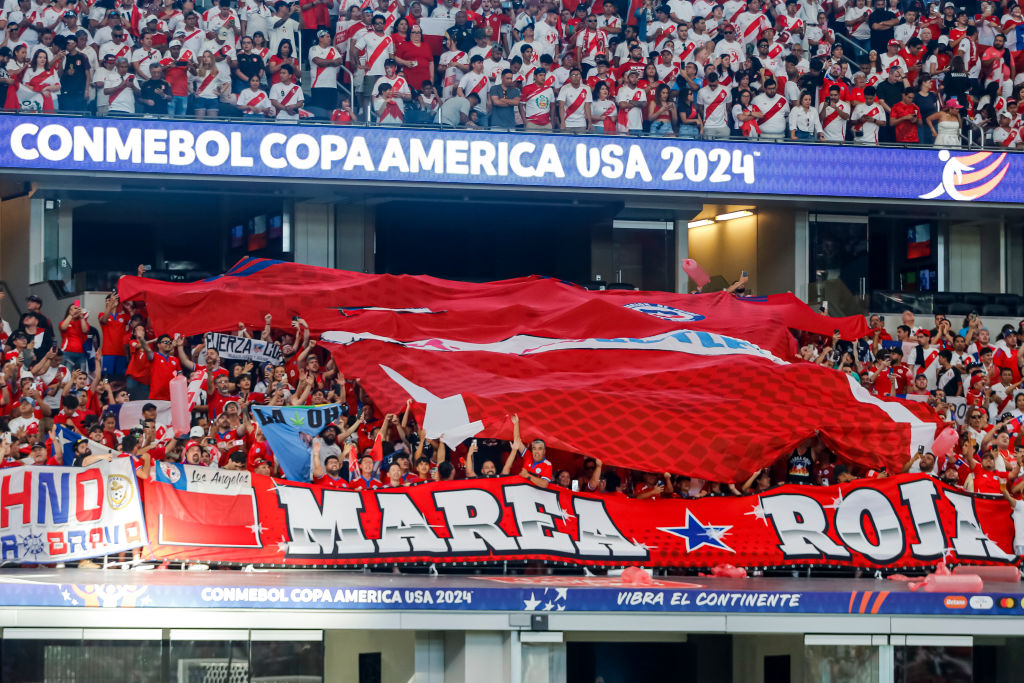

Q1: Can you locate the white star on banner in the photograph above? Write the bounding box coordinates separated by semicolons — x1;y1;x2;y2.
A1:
555;588;568;601
631;537;657;551
61;589;71;602
744;498;768;523
542;601;554;611
555;505;575;523
522;593;541;611
825;493;845;511
247;522;267;536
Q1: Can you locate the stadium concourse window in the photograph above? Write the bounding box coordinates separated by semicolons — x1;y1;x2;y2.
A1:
1;630;324;683
69;196;291;291
1;630;162;683
808;215;942;318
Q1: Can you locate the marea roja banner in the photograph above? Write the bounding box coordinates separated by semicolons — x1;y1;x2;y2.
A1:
1;459;147;563
141;470;1019;569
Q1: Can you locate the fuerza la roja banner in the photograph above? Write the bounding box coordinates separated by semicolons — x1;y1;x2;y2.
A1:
142;469;1018;569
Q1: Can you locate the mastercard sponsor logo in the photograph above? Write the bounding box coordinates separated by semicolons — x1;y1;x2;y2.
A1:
998;597;1016;609
944;595;968;609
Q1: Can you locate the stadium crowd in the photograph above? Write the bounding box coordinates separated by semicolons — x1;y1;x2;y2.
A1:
0;0;1023;145
1;271;1023;519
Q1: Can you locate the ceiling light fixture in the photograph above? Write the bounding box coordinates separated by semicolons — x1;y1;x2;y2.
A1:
715;210;754;221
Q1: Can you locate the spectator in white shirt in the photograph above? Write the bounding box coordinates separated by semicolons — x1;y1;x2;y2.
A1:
789;90;825;140
103;56;141;114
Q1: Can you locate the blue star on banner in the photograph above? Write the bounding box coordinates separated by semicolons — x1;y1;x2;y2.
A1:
658;510;734;553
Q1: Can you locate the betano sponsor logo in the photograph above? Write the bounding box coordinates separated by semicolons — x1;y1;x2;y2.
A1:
919;151;1010;202
944;595;968;609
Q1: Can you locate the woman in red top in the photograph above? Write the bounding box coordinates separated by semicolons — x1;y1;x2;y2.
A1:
126;325;153;400
395;23;434;91
647;83;676;136
638;63;660;123
59;303;90;372
268;40;300;84
391;17;410;48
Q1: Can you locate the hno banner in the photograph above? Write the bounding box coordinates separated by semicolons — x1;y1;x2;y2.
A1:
143;471;1018;569
0;459;147;563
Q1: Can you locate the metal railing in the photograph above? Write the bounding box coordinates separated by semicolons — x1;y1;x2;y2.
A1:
1;108;1017;153
832;30;871;63
0;281;23;320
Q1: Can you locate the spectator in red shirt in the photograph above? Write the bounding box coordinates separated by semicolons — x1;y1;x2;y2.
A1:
139;333;185;401
889;87;921;142
58;302;91;373
350;453;383;489
969;446;1015;495
98;292;129;379
54;394;88;433
501;413;551;486
311;440;349;488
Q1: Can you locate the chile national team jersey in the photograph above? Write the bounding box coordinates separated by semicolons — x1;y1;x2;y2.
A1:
523;453;553;481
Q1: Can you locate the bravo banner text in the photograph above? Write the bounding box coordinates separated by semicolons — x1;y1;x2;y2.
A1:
1;459;147;563
142;471;1018;569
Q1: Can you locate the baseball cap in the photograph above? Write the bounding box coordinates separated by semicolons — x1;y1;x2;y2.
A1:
915;328;930;336
943;1;953;6
103;53;116;61
169;39;182;47
31;441;46;449
253;457;270;467
317;28;329;37
945;96;963;108
19;396;36;406
26;423;39;435
183;440;200;452
888;38;900;46
63;9;76;17
189;426;205;438
721;22;734;31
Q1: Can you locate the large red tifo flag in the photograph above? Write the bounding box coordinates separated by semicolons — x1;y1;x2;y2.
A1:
118;258;927;479
116;257;870;360
321;329;938;481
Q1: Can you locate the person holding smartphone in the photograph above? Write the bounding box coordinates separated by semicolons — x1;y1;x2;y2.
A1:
104;56;141;114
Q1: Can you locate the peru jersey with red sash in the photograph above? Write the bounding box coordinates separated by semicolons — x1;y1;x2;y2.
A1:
521;82;554;125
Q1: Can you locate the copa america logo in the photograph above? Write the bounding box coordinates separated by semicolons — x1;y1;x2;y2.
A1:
623;303;706;322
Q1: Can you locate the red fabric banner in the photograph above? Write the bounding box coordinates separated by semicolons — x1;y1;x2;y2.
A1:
321;328;937;480
119;258;920;478
116;258;870;361
142;471;1018;570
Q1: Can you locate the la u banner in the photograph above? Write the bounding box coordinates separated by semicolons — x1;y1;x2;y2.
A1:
0;459;147;563
141;470;1019;569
